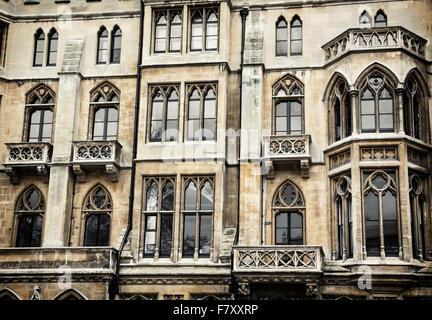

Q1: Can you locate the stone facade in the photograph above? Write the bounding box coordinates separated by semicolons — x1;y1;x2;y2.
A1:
0;0;431;300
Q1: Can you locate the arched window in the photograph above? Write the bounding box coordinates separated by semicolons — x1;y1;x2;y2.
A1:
110;26;122;64
82;185;112;246
25;84;55;143
148;85;179;142
363;170;399;258
333;175;353;260
169;13;182;52
154;12;167;53
272;74;304;135
359;70;395;133
182;176;214;259
403;72;428;142
190;10;203;51
272;180;305;245
90;82;120;141
186;84;217;141
154;10;182;53
359;11;372;29
374;10;387;27
275;17;287;56
47;28;58;66
328;76;352;143
290;16;302;55
409;174;428;261
15;186;45;247
205;10;218;50
97;27;108;64
143;177;175;258
33;29;45;67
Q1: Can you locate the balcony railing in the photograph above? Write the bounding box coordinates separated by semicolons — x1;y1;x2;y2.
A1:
5;142;52;166
233;246;323;273
263;135;311;160
72;140;122;182
322;26;427;64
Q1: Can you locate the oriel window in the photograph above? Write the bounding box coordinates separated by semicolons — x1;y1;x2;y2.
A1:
190;7;219;51
149;85;179;142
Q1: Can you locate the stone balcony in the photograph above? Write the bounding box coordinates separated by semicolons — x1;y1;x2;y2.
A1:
262;134;311;178
0;247;118;282
3;142;52;184
71;140;122;182
322;26;427;65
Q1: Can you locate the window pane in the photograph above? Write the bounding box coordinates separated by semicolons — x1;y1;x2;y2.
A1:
203;119;215;141
276;117;287;133
17;215;32;247
93;122;104;139
107;108;118;121
291;26;301;40
290;40;302;55
34;52;43;66
189;98;200;119
204;97;216;119
152;100;163;120
161;182;174;211
191;37;202;51
44;110;53;123
84;215;99;246
379;114;393;131
187;119;200;141
150;120;162;141
29;124;40;141
185;181;197;210
275;102;287;116
206;34;217;50
206;22;218;36
167;92;178;120
290;116;302;133
98;215;110;246
94;108;105;121
290;228;303;244
106;122;118;139
276;228;288;244
200;181;213;210
183;215;196;257
42;123;52;139
364;192;380;256
276;41;287;56
291;212;302;228
155;38;166;52
361;115;376;131
277;27;287;41
290;101;302;116
160;215;173;257
146;182;159;211
379;97;393;114
199;215;212;256
165;120;178;142
144;215;156;255
30;215;43;247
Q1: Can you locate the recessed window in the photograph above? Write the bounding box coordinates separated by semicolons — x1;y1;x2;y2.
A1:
97;26;108;64
374;10;387;27
47;28;58;66
110;26;122;64
359;11;372;29
333;175;353;260
190;7;219;52
275;17;287;56
33;29;45;67
329;77;352;143
409;174;428;261
290;16;302;56
154;9;182;53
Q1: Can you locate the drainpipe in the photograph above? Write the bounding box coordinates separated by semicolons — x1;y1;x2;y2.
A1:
112;0;144;298
234;6;249;246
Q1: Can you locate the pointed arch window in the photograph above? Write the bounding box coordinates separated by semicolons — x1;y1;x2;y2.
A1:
272;180;305;245
110;26;122;64
25;85;55;143
329;77;352;143
148;85;179;142
15;186;44;247
97;27;108;64
333;175;353;260
143;177;175;259
374;10;387;27
359;71;395;133
409;174;428;261
190;7;219;52
290;16;302;56
46;29;58;66
186;83;217;141
359;11;372;29
182;176;214;259
90;82;120;141
82;185;112;246
272;75;304;135
276;18;288;56
363;170;399;258
33;29;45;67
154;9;182;53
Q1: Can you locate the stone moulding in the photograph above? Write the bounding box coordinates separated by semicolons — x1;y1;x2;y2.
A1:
329;149;351;170
360;146;398;161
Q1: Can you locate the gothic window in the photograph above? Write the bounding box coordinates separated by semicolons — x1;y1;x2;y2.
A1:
359;71;395;133
272;75;304;135
143;177;175;258
409;174;428;261
90;82;120;141
328;76;352;143
272;180;305;245
374;10;387;27
148;85;179;142
186;83;217;141
110;26;122;64
333;175;353;260
190;7;218;51
47;28;58;66
97;26;108;64
359;11;372;29
25;84;55;143
290;16;302;55
82;185;112;246
154;9;182;53
15;186;44;247
33;29;45;67
403;73;428;142
362;170;399;258
276;17;287;56
0;21;8;67
182;176;214;258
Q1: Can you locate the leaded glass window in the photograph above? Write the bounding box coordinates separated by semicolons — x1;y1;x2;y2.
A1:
404;73;428;142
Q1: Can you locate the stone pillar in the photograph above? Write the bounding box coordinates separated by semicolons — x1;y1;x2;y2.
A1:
351;144;363;261
398;143;412;262
396;86;405;134
349;88;359;136
42;36;85;247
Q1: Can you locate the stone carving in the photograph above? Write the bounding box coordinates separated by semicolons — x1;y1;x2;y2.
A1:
360;147;398;161
329;149;351;169
407;148;428;168
238;282;250;296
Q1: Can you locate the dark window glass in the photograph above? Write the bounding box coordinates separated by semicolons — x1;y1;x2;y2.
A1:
0;22;6;66
413;94;420;139
337;198;343;259
359;11;372;29
382;191;398;256
364;191;380;256
28;109;53;143
92;107;118;140
33;30;45;67
47;30;58;66
16;215;43;247
159;215;173;257
275;101;302;135
111;27;122;64
347;195;353;258
183;215;196;257
334;99;341;141
345;96;352;137
275;212;303;245
97;28;108;64
162;182;174;211
200;181;213;210
84;214;110;246
199;215;211;257
290;18;302;55
276;19;287;56
155;14;167;52
374;12;387;27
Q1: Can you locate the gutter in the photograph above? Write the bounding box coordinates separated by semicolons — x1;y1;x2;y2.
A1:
112;0;144;299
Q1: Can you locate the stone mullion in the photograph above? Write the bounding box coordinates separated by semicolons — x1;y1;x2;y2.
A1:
351;144;363;261
399;143;412;261
378;193;385;259
396;86;405;134
173;173;182;262
349;89;359;136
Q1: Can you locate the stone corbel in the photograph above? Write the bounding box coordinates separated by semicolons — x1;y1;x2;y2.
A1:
306;283;320;299
5;167;19;185
36;164;50;183
264;160;274;179
238;282;250;297
72;165;87;182
105;164;119;182
300;159;310;178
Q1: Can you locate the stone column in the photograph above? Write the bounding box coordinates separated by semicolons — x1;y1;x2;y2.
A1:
396;86;405;134
349;88;359;136
42;36;85;247
351;144;363;261
398;143;412;261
